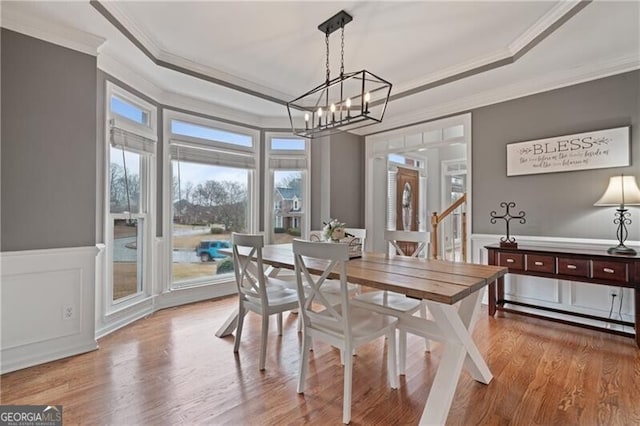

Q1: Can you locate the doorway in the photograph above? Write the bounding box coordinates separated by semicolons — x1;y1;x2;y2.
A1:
395;167;419;254
364;113;472;255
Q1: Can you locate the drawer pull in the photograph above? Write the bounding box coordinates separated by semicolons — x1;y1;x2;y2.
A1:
603;268;615;274
534;261;544;266
567;264;577;270
506;258;515;263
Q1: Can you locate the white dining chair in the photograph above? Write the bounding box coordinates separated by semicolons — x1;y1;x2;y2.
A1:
292;239;398;424
231;233;299;371
352;230;431;373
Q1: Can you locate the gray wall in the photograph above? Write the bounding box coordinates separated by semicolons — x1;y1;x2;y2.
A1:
1;29;97;251
330;132;365;228
309;131;365;230
472;70;640;240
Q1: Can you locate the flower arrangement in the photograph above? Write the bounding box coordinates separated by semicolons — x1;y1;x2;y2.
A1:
322;218;346;242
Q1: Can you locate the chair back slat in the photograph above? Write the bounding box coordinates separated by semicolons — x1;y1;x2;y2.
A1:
384;230;430;257
232;233;268;305
292;239;350;335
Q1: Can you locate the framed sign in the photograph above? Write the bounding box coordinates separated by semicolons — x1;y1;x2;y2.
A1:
506;126;630;176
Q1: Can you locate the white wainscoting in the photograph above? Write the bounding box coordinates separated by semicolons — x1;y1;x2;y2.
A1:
1;246;99;374
471;234;636;330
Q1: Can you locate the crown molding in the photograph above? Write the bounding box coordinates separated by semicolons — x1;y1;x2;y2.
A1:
95;0;162;58
91;0;290;107
98;51;264;127
508;0;588;56
391;48;512;99
359;54;640;136
385;0;591;104
0;5;105;56
156;50;295;103
98;52;163;101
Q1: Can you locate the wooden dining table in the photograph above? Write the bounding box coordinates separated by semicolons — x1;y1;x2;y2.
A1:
216;244;507;425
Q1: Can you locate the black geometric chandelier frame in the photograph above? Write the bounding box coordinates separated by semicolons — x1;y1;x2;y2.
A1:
287;10;392;139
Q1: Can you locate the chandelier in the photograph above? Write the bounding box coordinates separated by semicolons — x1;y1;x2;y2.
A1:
287;10;392;139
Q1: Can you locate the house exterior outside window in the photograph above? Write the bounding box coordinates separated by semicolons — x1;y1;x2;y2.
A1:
266;134;309;244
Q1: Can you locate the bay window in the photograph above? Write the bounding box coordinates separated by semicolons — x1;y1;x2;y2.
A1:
105;82;156;306
166;112;258;288
266;135;309;244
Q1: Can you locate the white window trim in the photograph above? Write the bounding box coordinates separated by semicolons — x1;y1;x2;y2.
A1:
163;109;260;291
167;109;256;153
265;132;310;243
268;135;308;156
104;82;157;314
107;82;157;141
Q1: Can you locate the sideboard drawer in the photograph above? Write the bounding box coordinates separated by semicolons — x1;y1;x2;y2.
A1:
557;257;589;278
498;253;524;270
526;254;555;273
592;260;628;283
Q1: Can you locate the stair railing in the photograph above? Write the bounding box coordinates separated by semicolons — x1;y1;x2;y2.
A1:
430;193;467;261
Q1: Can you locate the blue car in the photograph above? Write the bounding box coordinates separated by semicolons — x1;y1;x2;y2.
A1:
196;240;231;262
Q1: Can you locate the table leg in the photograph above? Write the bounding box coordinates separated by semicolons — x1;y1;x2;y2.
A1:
419;341;466;425
420;296;493;425
215;307;239;337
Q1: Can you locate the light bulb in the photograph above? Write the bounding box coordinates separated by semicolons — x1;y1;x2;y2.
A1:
318;107;322;116
304;113;309;122
346;98;352;108
330;103;336;112
364;92;371;103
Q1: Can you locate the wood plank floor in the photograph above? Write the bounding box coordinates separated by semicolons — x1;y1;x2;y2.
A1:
1;296;639;425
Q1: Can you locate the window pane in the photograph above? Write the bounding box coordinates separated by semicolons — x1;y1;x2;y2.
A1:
271;138;305;150
172;161;249;284
110;147;141;214
112;218;142;301
110;95;149;125
171;120;252;148
388;153;405;164
272;170;303;244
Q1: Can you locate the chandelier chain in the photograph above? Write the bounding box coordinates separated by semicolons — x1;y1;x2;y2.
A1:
325;31;330;84
340;25;345;76
285;10;391;138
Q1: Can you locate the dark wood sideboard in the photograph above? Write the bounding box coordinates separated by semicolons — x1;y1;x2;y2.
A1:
485;244;640;348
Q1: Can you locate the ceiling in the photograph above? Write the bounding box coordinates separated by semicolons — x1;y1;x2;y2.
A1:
2;1;639;135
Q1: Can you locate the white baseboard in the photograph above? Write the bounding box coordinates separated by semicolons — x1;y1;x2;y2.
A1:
1;246;99;374
155;280;236;310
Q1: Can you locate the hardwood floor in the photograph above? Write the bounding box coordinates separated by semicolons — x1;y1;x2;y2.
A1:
1;296;639;425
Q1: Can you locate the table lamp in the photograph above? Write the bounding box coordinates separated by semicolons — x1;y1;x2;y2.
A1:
594;174;640;255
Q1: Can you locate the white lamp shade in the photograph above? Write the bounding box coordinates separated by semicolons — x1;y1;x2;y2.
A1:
594;175;640;206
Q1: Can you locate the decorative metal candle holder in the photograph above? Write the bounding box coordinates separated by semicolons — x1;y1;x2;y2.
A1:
490;202;527;248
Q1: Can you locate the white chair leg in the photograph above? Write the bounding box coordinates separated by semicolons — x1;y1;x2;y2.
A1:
297;332;311;393
277;312;283;336
388;328;398;389
420;302;431;352
259;314;269;370
233;304;246;353
399;329;407;376
343;345;353;425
